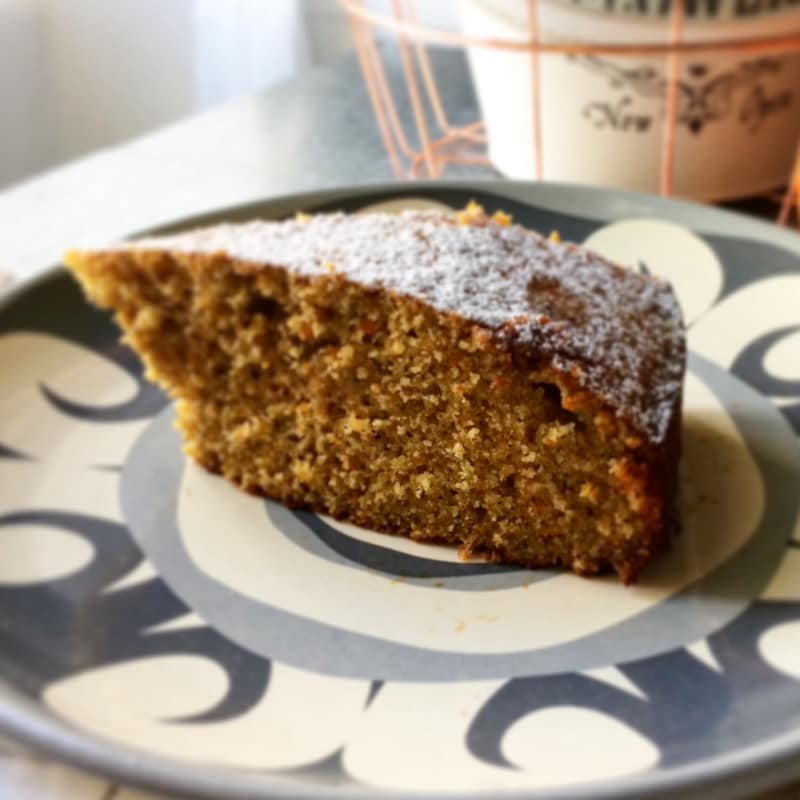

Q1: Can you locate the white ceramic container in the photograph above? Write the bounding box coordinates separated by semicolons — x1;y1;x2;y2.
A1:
461;0;800;199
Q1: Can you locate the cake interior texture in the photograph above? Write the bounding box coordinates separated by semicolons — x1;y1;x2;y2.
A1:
66;208;684;583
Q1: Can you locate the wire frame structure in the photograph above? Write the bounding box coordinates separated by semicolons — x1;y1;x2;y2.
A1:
341;0;800;224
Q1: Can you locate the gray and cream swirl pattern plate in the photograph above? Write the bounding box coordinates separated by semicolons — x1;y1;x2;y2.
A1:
0;182;799;800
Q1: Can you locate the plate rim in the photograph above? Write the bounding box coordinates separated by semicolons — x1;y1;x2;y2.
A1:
1;675;800;800
1;178;799;800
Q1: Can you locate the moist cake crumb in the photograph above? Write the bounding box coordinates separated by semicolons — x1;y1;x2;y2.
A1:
65;204;685;583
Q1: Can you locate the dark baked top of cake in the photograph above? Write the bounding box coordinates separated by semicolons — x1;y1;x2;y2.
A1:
127;210;685;443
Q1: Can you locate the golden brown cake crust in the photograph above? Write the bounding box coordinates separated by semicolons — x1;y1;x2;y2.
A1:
65;207;686;583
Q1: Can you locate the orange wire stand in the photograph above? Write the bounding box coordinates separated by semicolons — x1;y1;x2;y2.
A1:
341;0;800;224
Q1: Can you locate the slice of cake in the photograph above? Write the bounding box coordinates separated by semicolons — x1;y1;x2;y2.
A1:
65;204;685;583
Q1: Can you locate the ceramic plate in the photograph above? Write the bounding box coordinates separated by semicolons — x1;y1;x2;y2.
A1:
0;182;799;800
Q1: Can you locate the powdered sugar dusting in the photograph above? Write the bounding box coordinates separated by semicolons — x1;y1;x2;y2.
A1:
128;212;685;442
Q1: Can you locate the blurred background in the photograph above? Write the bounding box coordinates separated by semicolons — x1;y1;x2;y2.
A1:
2;0;800;239
4;0;799;205
0;0;334;187
0;0;462;190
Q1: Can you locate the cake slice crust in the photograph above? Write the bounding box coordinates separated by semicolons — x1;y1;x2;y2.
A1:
66;207;685;582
